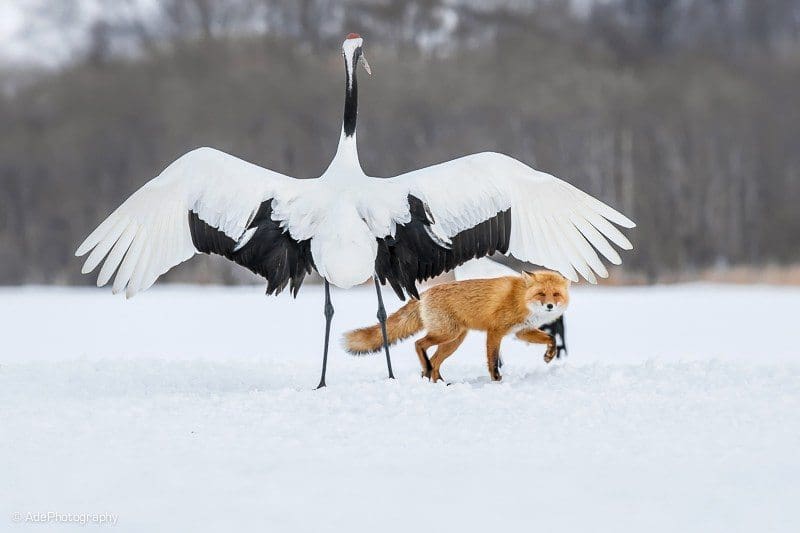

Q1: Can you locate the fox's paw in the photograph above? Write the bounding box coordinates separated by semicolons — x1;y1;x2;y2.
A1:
544;345;557;363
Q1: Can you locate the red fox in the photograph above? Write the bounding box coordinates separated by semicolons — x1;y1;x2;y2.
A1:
344;271;569;382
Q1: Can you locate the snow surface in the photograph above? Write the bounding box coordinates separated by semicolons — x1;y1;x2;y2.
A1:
1;283;799;532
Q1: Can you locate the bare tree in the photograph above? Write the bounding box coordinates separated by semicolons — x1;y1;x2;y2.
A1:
1;0;798;285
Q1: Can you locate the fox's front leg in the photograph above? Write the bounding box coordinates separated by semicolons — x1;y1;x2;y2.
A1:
516;328;557;363
486;330;505;381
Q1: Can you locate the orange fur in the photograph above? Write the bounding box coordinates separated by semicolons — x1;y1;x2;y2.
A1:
344;299;423;354
343;270;570;381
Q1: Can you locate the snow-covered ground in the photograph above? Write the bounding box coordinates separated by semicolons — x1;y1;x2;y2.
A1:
1;283;798;532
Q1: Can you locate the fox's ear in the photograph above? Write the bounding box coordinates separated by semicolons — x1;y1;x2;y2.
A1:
521;271;537;285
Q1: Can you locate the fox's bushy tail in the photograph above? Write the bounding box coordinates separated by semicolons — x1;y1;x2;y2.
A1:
344;300;423;354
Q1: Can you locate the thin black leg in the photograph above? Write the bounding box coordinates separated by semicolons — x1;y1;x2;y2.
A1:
316;281;334;389
542;316;567;359
374;276;395;379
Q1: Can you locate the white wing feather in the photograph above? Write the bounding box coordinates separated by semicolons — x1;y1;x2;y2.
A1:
75;147;299;298
390;152;635;283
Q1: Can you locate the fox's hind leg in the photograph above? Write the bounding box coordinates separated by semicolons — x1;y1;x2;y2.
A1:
416;333;449;380
429;330;467;383
415;334;446;379
415;338;434;379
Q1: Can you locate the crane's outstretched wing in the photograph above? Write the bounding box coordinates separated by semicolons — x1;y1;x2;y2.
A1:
76;147;314;298
379;151;635;297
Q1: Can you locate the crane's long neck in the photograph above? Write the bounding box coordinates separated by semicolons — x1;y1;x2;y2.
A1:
343;53;358;137
328;48;362;173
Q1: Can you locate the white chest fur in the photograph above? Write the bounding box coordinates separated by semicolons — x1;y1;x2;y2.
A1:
516;303;566;331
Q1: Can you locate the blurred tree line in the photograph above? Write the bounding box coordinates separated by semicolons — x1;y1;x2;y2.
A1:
1;0;799;286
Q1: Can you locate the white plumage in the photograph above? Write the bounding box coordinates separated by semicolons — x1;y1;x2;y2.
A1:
77;144;633;297
390;151;634;284
76;34;634;298
77;146;286;296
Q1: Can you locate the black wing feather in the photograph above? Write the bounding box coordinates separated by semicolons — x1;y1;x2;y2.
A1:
188;200;315;297
375;195;511;300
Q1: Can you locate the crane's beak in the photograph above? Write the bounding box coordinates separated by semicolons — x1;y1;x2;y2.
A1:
360;54;372;76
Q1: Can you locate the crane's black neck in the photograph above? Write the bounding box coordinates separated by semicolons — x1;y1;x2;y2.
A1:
343;52;359;137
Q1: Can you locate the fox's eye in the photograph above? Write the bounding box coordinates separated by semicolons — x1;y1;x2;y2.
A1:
536;292;545;297
553;292;561;298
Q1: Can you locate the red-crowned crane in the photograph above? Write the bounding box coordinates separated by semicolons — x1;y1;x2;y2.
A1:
76;34;635;387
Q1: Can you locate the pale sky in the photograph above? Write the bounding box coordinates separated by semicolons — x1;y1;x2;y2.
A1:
0;2;28;63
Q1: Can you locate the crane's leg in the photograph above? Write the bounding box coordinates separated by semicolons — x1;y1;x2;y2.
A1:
541;316;568;359
316;281;334;389
374;276;395;379
556;315;567;358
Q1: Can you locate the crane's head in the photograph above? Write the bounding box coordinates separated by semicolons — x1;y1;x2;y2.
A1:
342;33;371;78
